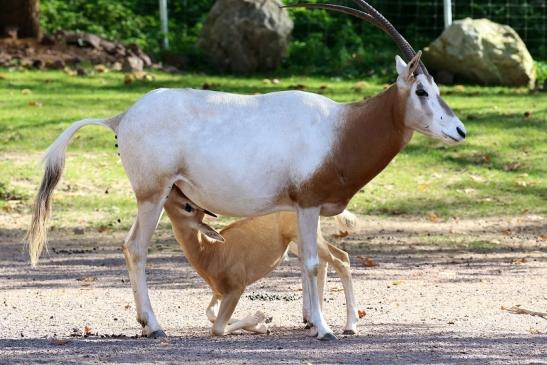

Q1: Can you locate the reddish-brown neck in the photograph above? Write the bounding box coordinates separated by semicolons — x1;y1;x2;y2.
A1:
296;84;411;208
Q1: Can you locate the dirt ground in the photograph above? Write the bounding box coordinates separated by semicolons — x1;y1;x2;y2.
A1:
1;214;546;364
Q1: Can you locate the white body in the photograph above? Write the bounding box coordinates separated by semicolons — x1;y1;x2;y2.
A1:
119;88;343;216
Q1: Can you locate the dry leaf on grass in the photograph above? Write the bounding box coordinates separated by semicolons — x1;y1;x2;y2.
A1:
28;100;42;107
357;256;377;267
21;88;32;95
501;305;547;320
330;287;344;292
358;309;366;318
428;212;440;222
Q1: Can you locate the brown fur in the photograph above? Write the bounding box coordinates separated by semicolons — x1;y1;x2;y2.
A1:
293;84;410;209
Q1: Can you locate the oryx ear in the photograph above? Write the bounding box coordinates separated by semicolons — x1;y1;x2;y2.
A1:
395;55;407;76
396;51;422;81
197;222;225;242
407;50;422;77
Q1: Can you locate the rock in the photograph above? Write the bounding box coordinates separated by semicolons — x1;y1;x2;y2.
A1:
122;56;143;72
64;31;102;49
111;62;122;71
423;18;536;87
49;59;66;69
40;34;56;46
100;40;117;54
435;70;454;85
73;227;85;235
32;59;45;69
198;0;293;73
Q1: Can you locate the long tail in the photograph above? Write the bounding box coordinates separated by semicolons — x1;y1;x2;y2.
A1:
334;209;358;235
26;116;120;266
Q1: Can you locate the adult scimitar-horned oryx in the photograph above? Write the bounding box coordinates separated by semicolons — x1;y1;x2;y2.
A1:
27;0;466;340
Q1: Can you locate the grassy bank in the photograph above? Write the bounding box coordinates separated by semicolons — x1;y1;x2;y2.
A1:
0;69;545;232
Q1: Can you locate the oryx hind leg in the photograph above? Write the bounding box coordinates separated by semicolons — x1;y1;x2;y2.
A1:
122;187;171;338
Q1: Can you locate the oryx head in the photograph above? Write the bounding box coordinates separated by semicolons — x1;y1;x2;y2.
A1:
284;0;466;144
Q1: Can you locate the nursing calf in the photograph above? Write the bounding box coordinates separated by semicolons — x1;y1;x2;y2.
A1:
163;186;359;336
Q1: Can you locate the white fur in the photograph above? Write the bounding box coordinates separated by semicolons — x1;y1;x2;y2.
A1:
118;89;343;215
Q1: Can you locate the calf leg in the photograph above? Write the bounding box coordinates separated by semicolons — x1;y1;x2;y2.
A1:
122;193;167;338
325;244;359;334
296;207;335;340
206;294;221;323
211;288;244;336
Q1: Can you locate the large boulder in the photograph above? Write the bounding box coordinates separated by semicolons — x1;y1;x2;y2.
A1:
423;18;536;87
198;0;293;73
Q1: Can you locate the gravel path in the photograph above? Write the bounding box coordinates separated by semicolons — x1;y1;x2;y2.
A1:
1;215;546;364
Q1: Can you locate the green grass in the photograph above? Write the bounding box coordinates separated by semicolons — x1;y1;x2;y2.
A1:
0;69;545;231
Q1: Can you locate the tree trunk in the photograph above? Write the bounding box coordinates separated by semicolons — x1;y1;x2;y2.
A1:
0;0;40;39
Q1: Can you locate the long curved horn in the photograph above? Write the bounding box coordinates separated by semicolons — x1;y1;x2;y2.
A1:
283;2;430;77
350;0;429;76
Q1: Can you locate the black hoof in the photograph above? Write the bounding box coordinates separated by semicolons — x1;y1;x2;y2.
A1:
342;329;356;335
148;330;167;339
318;332;337;341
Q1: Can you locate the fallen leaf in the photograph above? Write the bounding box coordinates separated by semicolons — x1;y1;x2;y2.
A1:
428;212;440;222
21;88;32;95
501;305;547;319
160;340;170;346
511;257;527;265
334;230;349;238
271;78;280;84
469;174;485;183
391;280;403;286
319;84;328;90
262;78;271;84
77;276;97;283
529;328;541;334
358;309;366;318
84;325;93;336
95;64;107;73
288;84;306;90
49;338;69;345
0;73;6;80
417;183;428;192
515;180;528;187
28;100;42;107
330;287;343;292
454;85;465;92
538;235;546;241
357;256;377;267
504;162;524;171
124;304;131;310
501;228;512;236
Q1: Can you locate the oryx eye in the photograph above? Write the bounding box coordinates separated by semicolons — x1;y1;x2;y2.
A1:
416;89;428;97
184;203;193;212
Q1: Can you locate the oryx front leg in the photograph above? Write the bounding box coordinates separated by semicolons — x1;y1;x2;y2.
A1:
122;195;166;338
297;207;336;340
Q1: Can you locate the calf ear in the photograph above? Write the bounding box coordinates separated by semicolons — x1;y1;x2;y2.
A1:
198;223;225;242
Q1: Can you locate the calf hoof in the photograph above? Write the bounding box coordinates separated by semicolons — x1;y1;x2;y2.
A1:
148;330;167;339
342;329;357;335
318;332;337;341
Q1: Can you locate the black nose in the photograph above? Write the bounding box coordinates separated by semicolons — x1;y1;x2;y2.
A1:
456;127;466;138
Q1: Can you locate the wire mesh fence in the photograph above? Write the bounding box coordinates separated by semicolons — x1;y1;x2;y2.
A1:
369;0;546;58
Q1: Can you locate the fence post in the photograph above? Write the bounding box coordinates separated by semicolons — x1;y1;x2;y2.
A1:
159;0;169;49
443;0;453;29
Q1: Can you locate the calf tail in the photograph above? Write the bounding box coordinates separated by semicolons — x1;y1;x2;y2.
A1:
334;209;358;235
